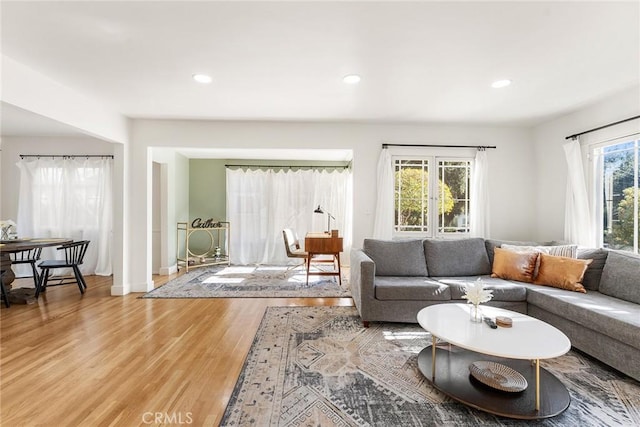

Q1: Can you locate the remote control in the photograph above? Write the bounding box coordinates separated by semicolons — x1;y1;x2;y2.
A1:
483;317;497;329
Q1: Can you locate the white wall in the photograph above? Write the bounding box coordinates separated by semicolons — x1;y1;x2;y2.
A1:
151;148;190;275
532;86;640;242
128;119;535;291
151;162;161;274
1;121;539;294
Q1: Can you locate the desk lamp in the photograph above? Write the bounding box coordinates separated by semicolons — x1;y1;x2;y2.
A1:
314;205;335;233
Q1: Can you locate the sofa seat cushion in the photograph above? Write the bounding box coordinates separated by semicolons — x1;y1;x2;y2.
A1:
374;277;451;301
424;238;491;276
524;284;640;350
363;239;428;276
435;276;528;302
599;250;640;304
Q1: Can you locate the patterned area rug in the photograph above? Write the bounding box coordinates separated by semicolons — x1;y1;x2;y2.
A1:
221;306;640;426
142;265;350;298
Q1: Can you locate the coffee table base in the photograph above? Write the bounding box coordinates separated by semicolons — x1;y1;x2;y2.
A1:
417;345;570;420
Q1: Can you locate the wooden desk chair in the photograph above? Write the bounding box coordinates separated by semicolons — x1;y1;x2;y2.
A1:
9;247;43;290
282;229;335;269
283;229;307;270
36;240;90;297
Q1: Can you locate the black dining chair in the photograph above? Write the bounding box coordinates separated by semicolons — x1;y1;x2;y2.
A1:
36;240;90;297
9;247;43;290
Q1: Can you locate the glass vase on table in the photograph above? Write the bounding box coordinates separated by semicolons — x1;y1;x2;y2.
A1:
462;279;493;323
470;304;483;323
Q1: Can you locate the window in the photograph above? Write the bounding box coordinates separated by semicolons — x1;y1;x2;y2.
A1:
394;157;472;237
33;165;104;231
17;156;113;275
593;138;639;254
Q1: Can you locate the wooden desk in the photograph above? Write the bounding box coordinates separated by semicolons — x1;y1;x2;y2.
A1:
304;232;343;286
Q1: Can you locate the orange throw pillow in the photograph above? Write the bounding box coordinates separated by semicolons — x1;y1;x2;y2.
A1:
533;253;592;293
491;247;538;283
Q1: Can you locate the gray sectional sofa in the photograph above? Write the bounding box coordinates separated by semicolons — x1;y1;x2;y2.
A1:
349;237;640;381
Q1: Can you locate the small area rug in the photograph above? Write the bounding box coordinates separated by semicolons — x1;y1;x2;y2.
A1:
142;265;350;299
221;306;640;426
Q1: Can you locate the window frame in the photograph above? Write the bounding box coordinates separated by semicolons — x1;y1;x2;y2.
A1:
392;153;474;239
587;135;640;254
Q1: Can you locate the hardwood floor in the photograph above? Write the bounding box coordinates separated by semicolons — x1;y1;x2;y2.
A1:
0;273;354;426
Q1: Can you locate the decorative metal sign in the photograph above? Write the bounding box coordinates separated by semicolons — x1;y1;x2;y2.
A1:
191;218;220;228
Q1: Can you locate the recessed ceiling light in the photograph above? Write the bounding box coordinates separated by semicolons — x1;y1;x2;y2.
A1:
343;74;361;84
192;73;212;84
491;79;512;88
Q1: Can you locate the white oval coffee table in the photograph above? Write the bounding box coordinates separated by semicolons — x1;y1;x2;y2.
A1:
417;303;571;419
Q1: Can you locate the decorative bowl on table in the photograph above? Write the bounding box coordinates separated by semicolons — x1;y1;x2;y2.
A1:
469;361;528;392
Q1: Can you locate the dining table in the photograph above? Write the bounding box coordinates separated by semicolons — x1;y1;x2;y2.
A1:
0;237;73;305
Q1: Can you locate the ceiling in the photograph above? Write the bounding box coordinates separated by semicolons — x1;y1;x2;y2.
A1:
1;1;639;138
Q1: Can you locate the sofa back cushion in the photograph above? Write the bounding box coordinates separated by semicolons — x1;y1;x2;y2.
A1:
363;239;428;276
577;248;609;291
423;238;491;276
599;250;640;304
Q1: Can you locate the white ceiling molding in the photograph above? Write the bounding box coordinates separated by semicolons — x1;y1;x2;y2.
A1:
174;147;353;161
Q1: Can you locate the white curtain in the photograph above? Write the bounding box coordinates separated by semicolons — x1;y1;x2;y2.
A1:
226;168;352;265
372;148;394;239
16;157;113;276
470;149;490;238
563;138;595;246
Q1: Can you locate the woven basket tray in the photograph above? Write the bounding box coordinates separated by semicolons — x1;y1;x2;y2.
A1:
469;361;528;392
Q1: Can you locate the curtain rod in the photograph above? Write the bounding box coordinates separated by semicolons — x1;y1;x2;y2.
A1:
565;115;640;140
225;164;349;169
382;143;496;150
20;154;114;159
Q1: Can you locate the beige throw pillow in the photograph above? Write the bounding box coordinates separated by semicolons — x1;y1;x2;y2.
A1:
533;253;592;293
500;243;578;258
491;247;538;283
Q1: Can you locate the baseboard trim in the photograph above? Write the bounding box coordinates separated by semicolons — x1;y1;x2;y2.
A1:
111;278;155;294
132;282;154;293
110;285;128;296
159;264;178;276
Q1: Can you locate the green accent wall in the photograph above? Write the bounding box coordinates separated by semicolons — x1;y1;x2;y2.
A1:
189;159;227;224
